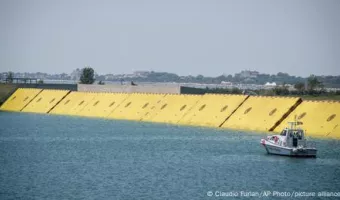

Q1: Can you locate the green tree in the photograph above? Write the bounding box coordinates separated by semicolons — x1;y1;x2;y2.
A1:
7;71;14;83
307;75;323;93
80;67;95;84
231;87;242;94
273;86;289;95
294;82;305;93
196;75;204;79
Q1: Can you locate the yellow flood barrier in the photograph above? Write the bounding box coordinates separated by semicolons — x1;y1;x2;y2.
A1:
50;92;96;116
221;96;301;132
177;94;248;127
49;92;82;115
22;89;70;113
76;93;130;118
108;93;166;121
64;92;98;116
0;88;42;111
141;94;202;124
273;101;340;139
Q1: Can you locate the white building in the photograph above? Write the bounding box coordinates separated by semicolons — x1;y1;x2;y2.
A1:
221;81;233;85
264;82;277;87
133;71;150;77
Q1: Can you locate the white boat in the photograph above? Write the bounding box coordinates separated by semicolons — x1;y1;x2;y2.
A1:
260;120;317;158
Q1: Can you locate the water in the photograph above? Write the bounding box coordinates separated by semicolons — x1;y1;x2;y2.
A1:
0;112;340;200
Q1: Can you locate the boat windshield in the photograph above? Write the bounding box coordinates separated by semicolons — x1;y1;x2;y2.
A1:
280;129;287;136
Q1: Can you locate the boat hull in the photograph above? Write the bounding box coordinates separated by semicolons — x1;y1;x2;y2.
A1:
261;140;317;158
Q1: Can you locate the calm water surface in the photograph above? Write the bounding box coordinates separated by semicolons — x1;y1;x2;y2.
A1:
0;112;339;200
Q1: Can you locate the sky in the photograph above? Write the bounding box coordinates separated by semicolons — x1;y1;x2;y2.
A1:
1;0;339;77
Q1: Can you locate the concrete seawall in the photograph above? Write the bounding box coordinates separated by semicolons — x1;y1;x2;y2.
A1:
1;88;339;139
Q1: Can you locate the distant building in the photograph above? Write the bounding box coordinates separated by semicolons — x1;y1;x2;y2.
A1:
264;82;277;86
0;72;6;80
105;74;115;80
133;71;150;78
236;70;259;78
221;81;232;85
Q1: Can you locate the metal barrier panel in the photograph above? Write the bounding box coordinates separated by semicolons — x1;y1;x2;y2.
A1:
77;93;130;118
273;101;340;139
50;92;82;115
141;94;202;124
22;90;70;113
67;93;98;116
49;92;96;116
221;96;301;132
108;93;166;121
178;94;248;127
0;88;42;111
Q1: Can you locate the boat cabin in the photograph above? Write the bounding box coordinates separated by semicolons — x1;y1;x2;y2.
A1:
280;127;306;148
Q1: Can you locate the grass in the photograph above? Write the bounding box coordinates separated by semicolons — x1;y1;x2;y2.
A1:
300;95;340;101
286;94;340;101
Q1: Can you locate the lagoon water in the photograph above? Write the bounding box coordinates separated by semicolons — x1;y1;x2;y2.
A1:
0;112;340;200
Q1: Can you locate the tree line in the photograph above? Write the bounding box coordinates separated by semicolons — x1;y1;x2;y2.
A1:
203;75;336;96
4;67;340;93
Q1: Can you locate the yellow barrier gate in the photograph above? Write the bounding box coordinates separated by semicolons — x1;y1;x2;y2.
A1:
274;101;340;139
0;88;42;111
177;94;248;127
108;93;166;121
141;94;202;124
22;89;70;113
2;88;339;140
65;92;97;116
221;96;301;132
77;93;130;118
50;92;96;116
50;92;81;115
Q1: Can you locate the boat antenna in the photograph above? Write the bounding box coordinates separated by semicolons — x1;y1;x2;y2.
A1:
293;115;297;129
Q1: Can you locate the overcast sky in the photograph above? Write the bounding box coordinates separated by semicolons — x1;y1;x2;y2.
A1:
1;0;339;77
